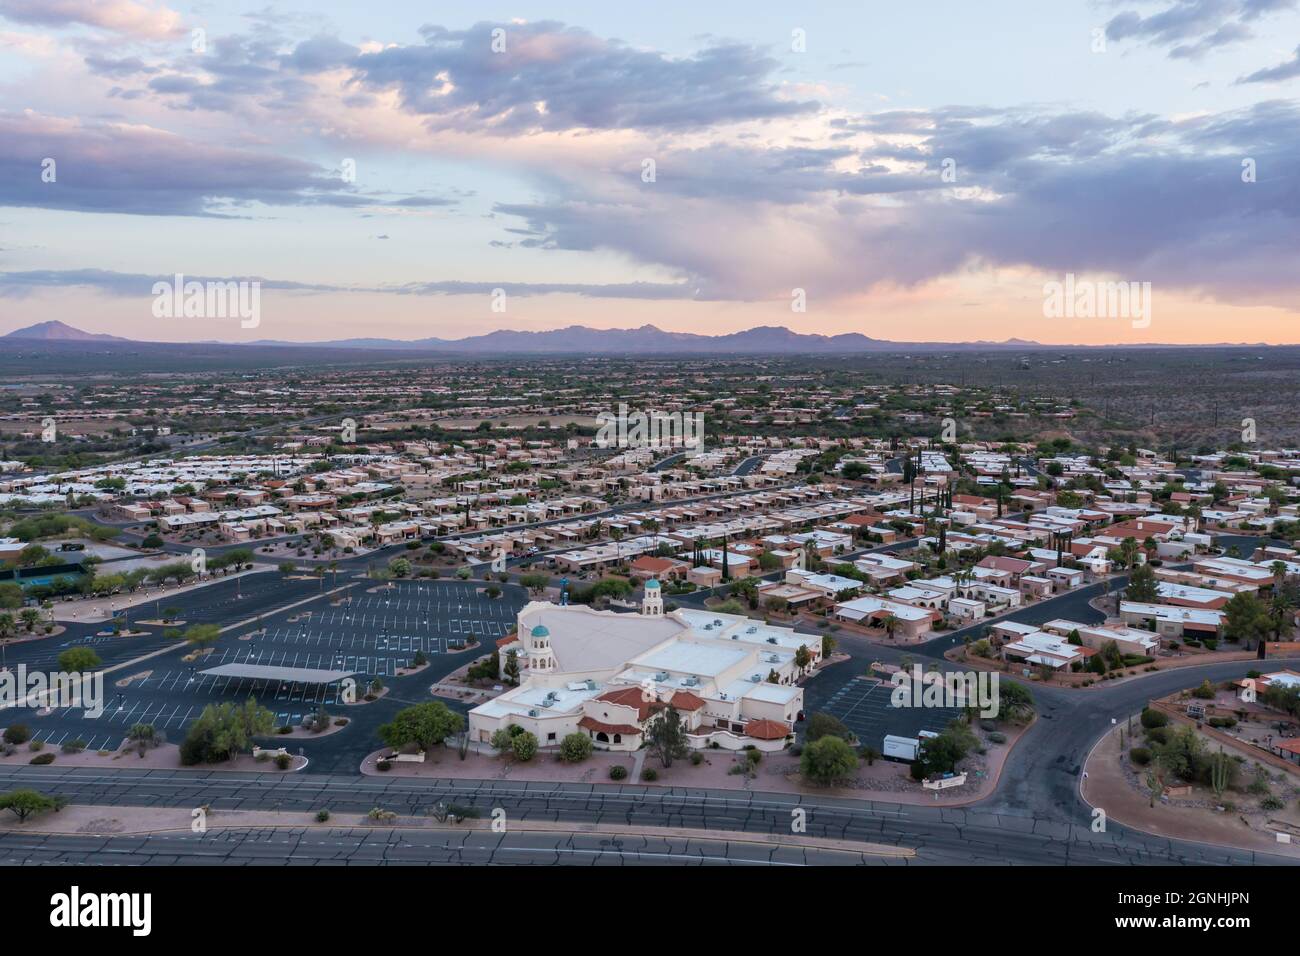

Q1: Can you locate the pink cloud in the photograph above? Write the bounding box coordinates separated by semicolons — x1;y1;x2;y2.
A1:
0;0;182;40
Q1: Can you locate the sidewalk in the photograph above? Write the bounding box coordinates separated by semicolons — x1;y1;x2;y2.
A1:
50;567;270;623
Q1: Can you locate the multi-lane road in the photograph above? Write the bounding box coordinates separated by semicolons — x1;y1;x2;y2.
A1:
4;524;1297;864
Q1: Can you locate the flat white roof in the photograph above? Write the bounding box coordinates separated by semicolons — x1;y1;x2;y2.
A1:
633;640;748;678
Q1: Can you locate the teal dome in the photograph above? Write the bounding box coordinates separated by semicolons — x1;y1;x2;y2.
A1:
645;579;661;590
530;624;550;638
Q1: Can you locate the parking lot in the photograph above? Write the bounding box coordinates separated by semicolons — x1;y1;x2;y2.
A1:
2;578;526;752
806;673;963;749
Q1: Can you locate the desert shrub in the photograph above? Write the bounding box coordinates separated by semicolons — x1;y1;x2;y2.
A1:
1145;726;1171;745
61;739;86;754
1140;708;1168;729
2;725;31;745
315;809;331;822
376;759;392;772
640;767;658;781
609;765;628;781
510;732;538;762
558;732;593;763
275;753;292;770
29;753;55;765
1130;746;1152;766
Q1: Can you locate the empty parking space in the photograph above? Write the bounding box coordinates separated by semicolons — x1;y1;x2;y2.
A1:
813;675;963;749
3;578;527;748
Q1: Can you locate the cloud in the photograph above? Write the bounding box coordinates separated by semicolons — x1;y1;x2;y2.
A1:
485;101;1300;305
0;269;700;300
349;21;818;133
0;112;454;216
1104;0;1295;59
1239;43;1300;81
0;0;183;40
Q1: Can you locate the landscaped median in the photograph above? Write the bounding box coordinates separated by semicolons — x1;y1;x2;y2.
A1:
0;801;914;859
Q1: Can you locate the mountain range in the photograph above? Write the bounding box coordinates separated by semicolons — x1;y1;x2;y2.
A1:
0;320;1274;354
3;320;1030;353
245;324;918;354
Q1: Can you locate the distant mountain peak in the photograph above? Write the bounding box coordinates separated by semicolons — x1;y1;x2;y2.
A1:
0;320;1045;353
2;320;130;342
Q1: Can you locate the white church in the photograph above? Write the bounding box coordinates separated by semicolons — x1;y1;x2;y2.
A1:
467;581;819;752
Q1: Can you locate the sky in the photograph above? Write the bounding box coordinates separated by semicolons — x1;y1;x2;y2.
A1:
0;0;1299;346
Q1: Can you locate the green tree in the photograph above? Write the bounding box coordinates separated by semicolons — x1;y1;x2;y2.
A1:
645;705;689;768
800;735;859;785
1223;592;1271;648
519;572;550;594
183;623;221;650
180;698;276;765
0;789;67;823
57;646;101;673
0;583;23;610
377;702;464;753
916;720;978;776
806;711;853;743
1124;562;1159;603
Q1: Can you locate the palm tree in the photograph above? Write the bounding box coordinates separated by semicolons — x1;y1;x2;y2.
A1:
882;613;899;641
1269;589;1294;640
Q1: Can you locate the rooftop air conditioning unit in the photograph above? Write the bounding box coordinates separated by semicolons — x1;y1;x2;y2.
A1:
766;636;778;644
750;675;762;683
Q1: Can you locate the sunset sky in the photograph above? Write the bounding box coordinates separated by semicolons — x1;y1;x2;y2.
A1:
1;0;1298;345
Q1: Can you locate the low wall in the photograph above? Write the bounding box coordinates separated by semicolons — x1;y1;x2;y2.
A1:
687;730;788;753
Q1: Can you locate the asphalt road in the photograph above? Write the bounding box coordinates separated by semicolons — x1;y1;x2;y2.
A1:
0;749;1293;865
0;825;886;866
5;523;1295;865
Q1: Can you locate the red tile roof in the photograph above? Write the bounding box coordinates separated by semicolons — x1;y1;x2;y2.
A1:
578;716;643;736
744;719;792;741
596;686;655;721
